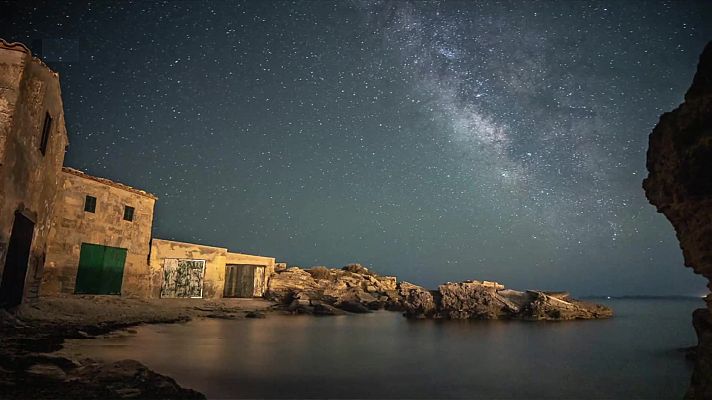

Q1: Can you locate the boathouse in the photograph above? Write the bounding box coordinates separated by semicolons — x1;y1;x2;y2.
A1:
149;239;276;299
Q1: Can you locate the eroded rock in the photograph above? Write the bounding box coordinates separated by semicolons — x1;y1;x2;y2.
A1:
643;41;712;399
399;280;612;321
265;265;402;314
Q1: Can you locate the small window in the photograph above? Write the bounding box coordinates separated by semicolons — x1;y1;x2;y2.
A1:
39;112;52;155
123;206;135;221
84;195;96;213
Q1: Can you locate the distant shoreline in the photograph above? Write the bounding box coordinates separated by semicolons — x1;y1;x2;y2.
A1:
582;295;704;300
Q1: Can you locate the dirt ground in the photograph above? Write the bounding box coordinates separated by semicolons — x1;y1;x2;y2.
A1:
0;295;278;399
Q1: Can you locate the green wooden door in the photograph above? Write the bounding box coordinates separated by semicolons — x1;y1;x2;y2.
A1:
75;243;127;295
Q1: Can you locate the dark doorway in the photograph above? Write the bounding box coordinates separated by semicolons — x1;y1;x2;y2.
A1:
224;264;256;298
0;212;35;307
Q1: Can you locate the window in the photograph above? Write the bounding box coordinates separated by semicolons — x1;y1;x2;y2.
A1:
84;195;96;213
123;206;135;221
39;112;52;155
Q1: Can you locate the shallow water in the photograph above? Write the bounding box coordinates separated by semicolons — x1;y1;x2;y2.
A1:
60;298;701;399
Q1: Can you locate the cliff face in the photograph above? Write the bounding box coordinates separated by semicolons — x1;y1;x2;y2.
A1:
643;41;712;399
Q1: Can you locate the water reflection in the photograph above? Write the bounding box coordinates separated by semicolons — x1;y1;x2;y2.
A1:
60;299;699;399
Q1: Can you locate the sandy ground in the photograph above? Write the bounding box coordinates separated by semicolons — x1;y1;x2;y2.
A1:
0;295;278;399
12;294;276;325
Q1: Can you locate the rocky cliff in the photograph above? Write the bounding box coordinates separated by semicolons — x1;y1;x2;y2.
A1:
643;41;712;399
265;264;611;320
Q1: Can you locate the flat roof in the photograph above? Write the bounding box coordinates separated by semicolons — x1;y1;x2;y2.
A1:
62;167;158;200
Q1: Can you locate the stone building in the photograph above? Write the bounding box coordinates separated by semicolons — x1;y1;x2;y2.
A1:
1;39;279;303
41;167;157;297
0;40;69;306
150;239;276;299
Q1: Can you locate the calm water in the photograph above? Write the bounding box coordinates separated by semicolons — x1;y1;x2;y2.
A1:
59;299;701;399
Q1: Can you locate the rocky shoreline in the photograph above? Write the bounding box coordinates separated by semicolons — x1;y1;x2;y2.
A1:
266;264;613;320
0;268;612;399
0;296;275;399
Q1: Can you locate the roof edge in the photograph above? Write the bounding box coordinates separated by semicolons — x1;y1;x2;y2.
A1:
62;167;158;200
0;38;59;76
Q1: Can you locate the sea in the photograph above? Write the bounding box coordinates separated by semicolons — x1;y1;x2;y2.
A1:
58;298;702;399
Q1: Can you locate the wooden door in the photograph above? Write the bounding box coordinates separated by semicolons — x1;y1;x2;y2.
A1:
0;212;34;306
223;264;255;298
74;243;127;295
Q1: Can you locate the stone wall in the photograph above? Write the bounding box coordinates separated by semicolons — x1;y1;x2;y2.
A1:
0;40;68;303
149;238;276;299
41;169;156;297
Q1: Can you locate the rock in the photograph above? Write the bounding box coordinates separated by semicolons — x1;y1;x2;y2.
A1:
397;280;611;321
398;282;437;318
312;303;346;316
643;41;712;399
437;281;515;319
336;301;372;313
520;291;613;320
341;263;374;276
245;311;266;319
115;387;142;398
266;265;400;315
264;268;320;303
26;363;67;381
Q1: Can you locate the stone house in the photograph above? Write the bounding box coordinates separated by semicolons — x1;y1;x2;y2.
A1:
39;168;276;299
41;167;157;297
150;239;276;299
0;40;69;306
0;39;278;304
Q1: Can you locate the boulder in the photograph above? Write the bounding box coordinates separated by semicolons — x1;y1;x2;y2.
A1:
341;263;374;276
398;282;437;318
335;301;371;314
312;303;347;316
399;280;611;321
266;265;402;315
264;268;320;303
437;281;516;319
519;291;613;320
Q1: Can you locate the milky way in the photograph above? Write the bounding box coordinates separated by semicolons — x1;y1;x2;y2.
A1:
3;0;711;294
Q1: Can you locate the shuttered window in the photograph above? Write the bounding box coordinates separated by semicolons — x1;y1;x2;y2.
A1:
84;195;96;213
39;112;52;155
123;206;134;221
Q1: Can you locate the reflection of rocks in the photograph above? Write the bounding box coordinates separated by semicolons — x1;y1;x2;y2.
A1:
266;266;611;321
643;41;712;399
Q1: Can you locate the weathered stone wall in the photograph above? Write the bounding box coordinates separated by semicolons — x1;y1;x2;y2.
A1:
149;238;275;299
0;41;68;303
42;169;156;297
643;41;712;399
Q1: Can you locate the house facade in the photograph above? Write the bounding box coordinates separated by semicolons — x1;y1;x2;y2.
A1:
150;239;276;299
0;40;68;306
41;167;157;297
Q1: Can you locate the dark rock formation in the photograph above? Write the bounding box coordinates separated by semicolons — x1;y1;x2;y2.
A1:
401;280;612;321
0;353;204;399
266;266;611;321
643;41;712;399
397;281;437;318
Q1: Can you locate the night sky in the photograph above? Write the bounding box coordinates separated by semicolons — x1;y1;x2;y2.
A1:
3;1;711;295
